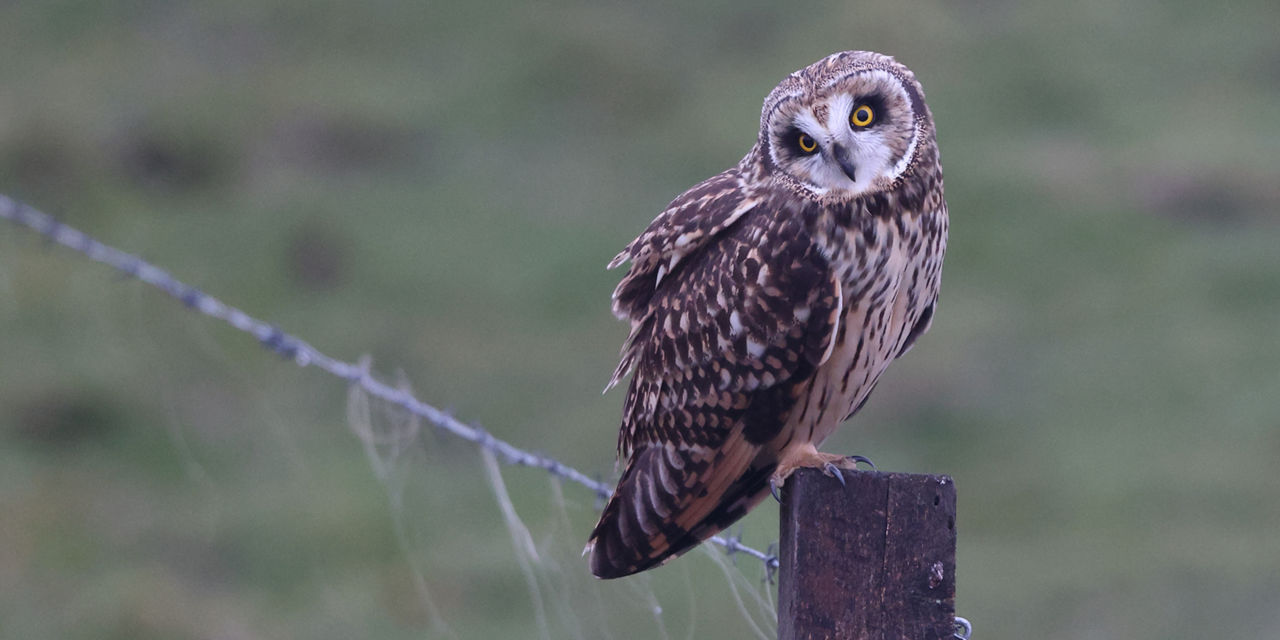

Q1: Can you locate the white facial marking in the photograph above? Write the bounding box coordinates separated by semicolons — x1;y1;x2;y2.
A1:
889;121;921;181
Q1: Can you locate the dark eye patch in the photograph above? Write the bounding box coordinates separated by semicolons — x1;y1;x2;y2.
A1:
782;126;818;156
852;93;889;127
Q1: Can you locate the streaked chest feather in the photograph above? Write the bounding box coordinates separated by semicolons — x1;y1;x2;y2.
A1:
786;209;943;447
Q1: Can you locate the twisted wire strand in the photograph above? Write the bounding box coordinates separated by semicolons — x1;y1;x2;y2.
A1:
0;193;781;574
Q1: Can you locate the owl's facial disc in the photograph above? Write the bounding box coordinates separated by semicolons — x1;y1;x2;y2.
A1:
766;69;921;199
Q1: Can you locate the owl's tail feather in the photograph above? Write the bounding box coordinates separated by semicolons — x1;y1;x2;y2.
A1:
586;434;770;579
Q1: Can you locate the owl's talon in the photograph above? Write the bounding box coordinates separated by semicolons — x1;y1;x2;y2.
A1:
769;478;782;503
823;461;847;487
847;454;876;471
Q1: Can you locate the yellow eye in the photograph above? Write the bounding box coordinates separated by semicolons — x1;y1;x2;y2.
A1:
797;133;818;153
850;104;875;128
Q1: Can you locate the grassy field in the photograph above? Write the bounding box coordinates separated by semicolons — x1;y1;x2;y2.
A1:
2;1;1278;638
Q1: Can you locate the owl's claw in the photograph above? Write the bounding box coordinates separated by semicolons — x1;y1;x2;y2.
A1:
770;452;876;501
823;461;847;487
847;454;876;471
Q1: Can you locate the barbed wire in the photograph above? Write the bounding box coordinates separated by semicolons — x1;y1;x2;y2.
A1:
2;193;979;636
0;193;781;575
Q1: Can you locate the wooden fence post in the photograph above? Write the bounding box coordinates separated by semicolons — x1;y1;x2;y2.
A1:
778;469;957;640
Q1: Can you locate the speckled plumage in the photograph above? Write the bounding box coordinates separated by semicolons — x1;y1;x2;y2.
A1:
587;51;948;579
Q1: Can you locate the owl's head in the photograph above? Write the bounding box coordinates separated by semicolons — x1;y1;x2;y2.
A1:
758;51;934;200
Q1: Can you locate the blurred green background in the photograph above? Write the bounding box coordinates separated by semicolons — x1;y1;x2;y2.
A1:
2;1;1278;638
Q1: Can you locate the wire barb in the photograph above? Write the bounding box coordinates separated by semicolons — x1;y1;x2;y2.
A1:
762;543;780;585
0;193;779;574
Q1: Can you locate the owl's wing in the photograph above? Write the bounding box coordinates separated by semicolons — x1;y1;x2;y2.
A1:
609;169;761;323
588;187;842;578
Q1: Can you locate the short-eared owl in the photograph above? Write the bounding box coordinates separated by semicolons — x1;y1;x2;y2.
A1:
587;51;947;578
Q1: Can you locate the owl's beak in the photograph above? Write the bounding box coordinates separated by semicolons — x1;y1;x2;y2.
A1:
830;143;858;183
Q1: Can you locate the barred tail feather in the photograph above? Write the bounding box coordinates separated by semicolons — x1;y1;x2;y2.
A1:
587;433;769;579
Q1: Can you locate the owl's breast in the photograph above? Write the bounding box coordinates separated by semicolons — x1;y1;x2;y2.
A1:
779;206;945;449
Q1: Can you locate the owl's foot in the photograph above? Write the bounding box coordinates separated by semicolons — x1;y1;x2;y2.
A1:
767;447;875;502
821;455;878;485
